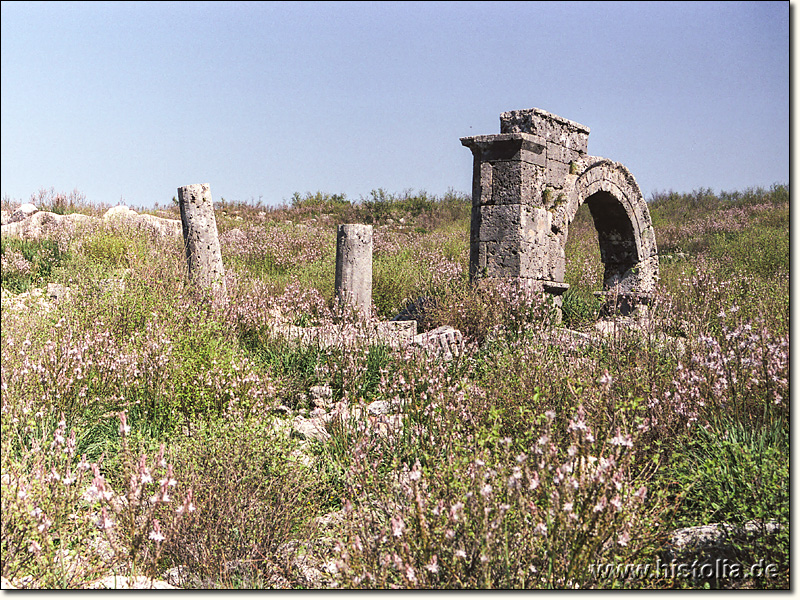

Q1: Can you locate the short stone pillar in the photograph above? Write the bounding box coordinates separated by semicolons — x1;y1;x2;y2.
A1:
335;224;372;320
177;183;227;301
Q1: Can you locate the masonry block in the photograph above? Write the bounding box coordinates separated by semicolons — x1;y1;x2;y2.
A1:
546;160;570;189
491;161;544;205
500;108;589;155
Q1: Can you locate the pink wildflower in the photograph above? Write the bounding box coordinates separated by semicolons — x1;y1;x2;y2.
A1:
148;519;165;542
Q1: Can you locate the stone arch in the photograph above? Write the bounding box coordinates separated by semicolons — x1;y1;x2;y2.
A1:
461;108;659;313
563;159;659;294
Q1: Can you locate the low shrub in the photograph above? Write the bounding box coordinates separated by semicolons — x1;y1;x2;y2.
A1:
162;418;331;588
335;404;654;589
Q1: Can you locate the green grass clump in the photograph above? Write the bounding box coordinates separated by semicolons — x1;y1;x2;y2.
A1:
1;238;68;292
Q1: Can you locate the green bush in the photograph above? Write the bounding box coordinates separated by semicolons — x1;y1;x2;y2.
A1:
665;415;788;527
708;224;788;279
659;414;789;586
561;288;603;329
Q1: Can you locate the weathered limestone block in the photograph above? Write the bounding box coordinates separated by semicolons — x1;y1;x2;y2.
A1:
491;161;544;205
413;325;463;361
334;224;373;320
376;319;417;347
103;205;139;221
177;183;227;300
9;203;38;223
462;133;547;166
102;205;182;237
471;160;493;207
662;521;783;581
546;159;570;189
500;108;590;155
292;416;331;442
0;210;94;240
473;203;526;243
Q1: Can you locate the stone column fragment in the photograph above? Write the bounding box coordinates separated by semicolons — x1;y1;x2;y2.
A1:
177;183;227;301
335;224;373;320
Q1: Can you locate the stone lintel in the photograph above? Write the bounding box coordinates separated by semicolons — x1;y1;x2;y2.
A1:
542;280;570;295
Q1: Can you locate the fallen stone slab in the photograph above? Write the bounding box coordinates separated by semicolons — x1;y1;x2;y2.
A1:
413;325;464;360
662;520;783;576
9;203;38;223
271;320;417;350
376;319;417;348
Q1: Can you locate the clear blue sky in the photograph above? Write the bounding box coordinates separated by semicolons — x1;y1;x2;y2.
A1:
1;1;789;209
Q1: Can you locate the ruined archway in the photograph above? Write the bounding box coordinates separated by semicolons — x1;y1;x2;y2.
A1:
567;160;659;295
461;108;658;313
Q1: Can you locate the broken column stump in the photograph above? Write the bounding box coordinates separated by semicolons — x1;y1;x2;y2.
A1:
335;224;373;320
177;183;227;303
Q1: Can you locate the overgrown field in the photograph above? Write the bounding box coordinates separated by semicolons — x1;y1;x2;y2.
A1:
0;184;789;589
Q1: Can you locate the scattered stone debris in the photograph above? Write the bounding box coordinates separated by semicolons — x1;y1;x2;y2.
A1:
292;415;332;442
309;385;334;409
1;203;182;240
86;575;177;590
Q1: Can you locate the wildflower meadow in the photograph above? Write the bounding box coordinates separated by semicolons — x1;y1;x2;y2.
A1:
0;184;789;589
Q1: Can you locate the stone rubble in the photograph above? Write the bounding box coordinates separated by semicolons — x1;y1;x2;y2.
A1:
1;203;182;240
663;521;784;580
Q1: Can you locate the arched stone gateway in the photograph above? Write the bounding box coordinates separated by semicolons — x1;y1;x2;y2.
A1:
461;108;659;314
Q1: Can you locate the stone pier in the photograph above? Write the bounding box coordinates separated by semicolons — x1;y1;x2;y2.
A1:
461;108;659;314
335;224;373;320
177;183;227;302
